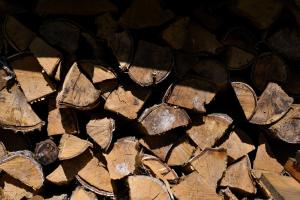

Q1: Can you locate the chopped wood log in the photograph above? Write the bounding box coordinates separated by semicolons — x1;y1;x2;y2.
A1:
220;188;238;200
167;138;195;166
219;129;255;161
105;137;139;180
3;16;36;51
0;173;34;200
189;148;227;189
250;170;273;199
95;13;117;40
0;151;44;190
46;150;93;185
104;84;151;120
284;158;300;182
0;142;7;158
253;133;284;173
47;99;79;136
187;113;233;150
163;76;218;113
173;52;198;78
162;17;189;50
141;154;178;182
191;59;228;89
225;46;254;70
172;171;223;200
220;156;256;194
269;104;300;143
251;53;288;91
230;0;283;29
138;103;191;135
183;21;223;54
35;0;117;15
56;62;101;110
128;175;171;200
0;84;44;132
260;172;300;200
8;53;56;102
58;134;93;160
77;155;114;196
250;82;293;125
34;139;58;165
231;82;257;120
86;117;115;151
120;0;174;29
128;41;173;87
70;187;97;200
108;31;134;71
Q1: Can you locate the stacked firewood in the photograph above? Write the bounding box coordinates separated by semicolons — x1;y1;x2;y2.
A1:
0;0;300;199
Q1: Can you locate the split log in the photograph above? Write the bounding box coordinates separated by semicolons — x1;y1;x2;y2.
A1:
47;99;79;136
119;0;174;29
172;171;223;200
231;82;257;120
251;53;288;91
284;158;300;182
220;156;256;194
128;41;173;87
128;175;171;200
58;134;93;160
224;46;254;70
0;151;44;190
104;84;151;120
95;13;117;40
253;133;283;173
186;113;233;150
70;187;97;200
105;137;139;179
250;82;293;125
269;104;300;143
163;76;218;113
86;117;115;151
8;53;56;102
141;154;178;182
56;62;101;110
230;0;283;29
77;155;114;196
219;129;255;161
0;84;44;132
191;59;228;89
173;52;198;78
138;103;190;135
167;138;195;166
34;139;58;165
35;0;117;15
189;148;227;189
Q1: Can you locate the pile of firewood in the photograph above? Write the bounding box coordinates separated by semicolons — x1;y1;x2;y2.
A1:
0;0;300;199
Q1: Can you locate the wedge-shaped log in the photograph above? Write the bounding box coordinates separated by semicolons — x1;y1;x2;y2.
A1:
0;151;44;190
250;82;293;125
139;103;190;135
57;62;101;110
284;158;300;183
225;47;254;70
167;138;195;166
70;187;97;200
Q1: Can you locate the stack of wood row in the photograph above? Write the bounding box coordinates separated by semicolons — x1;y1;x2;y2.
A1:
0;0;300;199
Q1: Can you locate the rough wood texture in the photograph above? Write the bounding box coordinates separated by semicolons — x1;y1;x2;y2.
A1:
225;46;254;70
167;138;195;166
129;41;173;87
269;104;300;143
57;62;101;110
189;148;227;189
220;188;238;200
128;175;171;200
172;171;222;200
70;187;97;200
0;151;44;190
231;82;257;120
220;156;256;194
86;117;115;151
105;137;139;179
0;142;6;158
58;134;93;160
250;82;293;125
163;76;218;113
187;113;233;150
104;85;151;120
284;158;300;183
9;53;56;102
0;84;44;132
253;134;283;173
139;104;190;135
